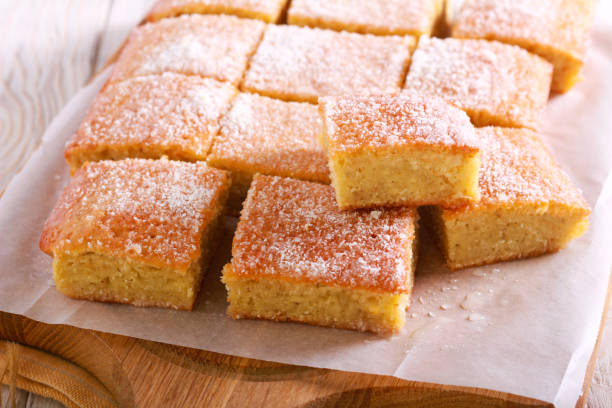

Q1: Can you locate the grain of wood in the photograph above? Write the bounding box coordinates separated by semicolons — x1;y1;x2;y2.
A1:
1;386;67;408
588;296;612;408
0;385;29;408
0;0;113;192
95;0;158;73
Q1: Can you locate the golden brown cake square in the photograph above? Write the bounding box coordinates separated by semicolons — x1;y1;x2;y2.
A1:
404;37;553;130
39;159;231;310
425;127;591;270
207;92;330;211
221;174;418;335
450;0;596;93
241;25;416;103
288;0;444;36
64;73;236;173
319;93;480;210
108;14;265;85
147;0;289;23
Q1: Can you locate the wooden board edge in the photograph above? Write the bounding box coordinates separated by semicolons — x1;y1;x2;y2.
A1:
575;268;612;407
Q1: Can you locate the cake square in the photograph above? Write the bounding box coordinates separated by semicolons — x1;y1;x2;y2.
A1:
108;14;265;85
425;127;591;270
241;25;416;104
39;159;231;310
404;37;553;130
207;92;330;211
221;174;418;335
288;0;444;36
451;0;596;93
319;93;480;210
64;73;236;173
147;0;289;23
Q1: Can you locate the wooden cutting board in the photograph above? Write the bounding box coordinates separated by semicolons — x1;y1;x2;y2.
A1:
0;299;609;408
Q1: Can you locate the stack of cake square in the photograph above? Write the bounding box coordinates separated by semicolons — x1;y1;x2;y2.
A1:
319;95;590;270
40;0;595;335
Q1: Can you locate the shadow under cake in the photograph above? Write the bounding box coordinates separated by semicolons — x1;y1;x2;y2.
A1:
39;159;231;310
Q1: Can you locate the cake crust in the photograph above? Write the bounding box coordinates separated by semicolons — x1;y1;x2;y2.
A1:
147;0;289;23
287;0;444;36
65;73;236;173
448;127;590;213
108;14;265;85
208;92;330;211
241;25;416;104
40;159;231;271
222;264;411;335
451;0;596;92
223;174;417;334
320;93;481;209
404;37;553;130
209;92;330;183
229;174;417;293
429;127;591;270
320;93;479;154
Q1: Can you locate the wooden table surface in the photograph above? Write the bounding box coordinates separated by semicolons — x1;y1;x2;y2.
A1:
1;1;611;407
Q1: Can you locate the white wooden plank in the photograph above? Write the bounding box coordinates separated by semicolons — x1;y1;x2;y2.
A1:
0;385;28;408
588;296;612;407
26;392;65;408
0;0;112;193
95;0;158;73
0;385;67;408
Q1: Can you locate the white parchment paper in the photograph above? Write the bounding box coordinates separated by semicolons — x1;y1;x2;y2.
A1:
1;5;612;407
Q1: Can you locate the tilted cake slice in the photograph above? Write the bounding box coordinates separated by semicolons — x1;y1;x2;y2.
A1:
425;127;590;270
319;93;480;210
451;0;596;93
40;159;231;310
222;174;418;335
207;92;330;212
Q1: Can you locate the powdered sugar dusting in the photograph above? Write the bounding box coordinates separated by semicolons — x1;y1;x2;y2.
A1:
320;93;478;153
452;0;594;60
66;73;236;162
288;0;441;36
404;37;552;129
231;175;416;292
40;159;229;270
209;92;330;183
241;24;415;103
109;14;265;85
457;127;590;208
